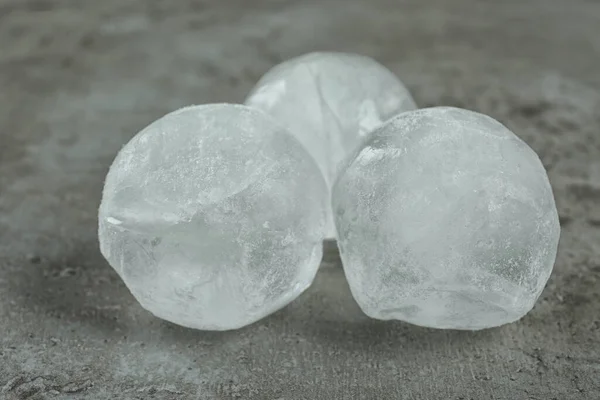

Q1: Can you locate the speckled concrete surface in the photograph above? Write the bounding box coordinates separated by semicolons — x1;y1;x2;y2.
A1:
1;0;599;399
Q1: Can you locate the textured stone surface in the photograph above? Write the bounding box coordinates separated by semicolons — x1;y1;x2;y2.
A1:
1;0;599;398
99;104;327;330
333;107;560;329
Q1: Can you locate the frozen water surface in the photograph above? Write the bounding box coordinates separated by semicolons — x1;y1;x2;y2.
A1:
246;52;416;237
332;107;560;330
98;104;328;330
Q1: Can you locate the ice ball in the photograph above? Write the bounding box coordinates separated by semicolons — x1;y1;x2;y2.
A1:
99;104;328;330
332;107;560;330
246;52;416;238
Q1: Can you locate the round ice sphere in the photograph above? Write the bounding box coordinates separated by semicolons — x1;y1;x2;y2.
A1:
332;107;560;330
245;52;416;238
99;104;328;330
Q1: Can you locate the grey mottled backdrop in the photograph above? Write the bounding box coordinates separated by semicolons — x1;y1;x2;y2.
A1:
0;0;599;399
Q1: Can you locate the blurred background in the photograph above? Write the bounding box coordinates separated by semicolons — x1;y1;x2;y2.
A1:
0;0;599;399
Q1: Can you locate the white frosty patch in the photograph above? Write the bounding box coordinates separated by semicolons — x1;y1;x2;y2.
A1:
106;217;123;225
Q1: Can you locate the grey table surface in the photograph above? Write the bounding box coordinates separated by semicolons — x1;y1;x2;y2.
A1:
1;0;599;399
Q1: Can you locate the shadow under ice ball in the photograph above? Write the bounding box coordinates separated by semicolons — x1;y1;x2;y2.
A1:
99;104;328;330
332;107;560;330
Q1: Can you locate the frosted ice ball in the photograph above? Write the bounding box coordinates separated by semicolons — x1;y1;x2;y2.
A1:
99;104;328;330
246;52;417;238
332;107;560;330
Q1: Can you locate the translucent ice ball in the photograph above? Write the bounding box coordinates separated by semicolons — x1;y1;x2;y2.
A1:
245;52;416;238
332;107;560;330
99;104;328;330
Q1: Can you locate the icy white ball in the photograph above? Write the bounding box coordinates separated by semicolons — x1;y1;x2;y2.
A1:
332;107;560;330
99;104;328;330
245;52;416;237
